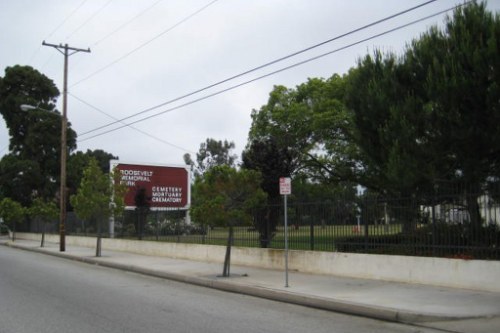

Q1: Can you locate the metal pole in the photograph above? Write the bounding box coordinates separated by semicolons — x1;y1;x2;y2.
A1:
284;194;289;288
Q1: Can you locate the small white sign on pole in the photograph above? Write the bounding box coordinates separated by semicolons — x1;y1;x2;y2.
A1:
279;177;292;195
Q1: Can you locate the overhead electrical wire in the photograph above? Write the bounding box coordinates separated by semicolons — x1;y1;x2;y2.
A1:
78;0;438;138
69;92;196;154
71;0;219;87
91;0;164;47
65;0;114;40
78;3;466;143
28;0;88;65
47;0;89;40
67;0;166;70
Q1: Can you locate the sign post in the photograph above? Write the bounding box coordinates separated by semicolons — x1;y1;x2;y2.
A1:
279;177;291;288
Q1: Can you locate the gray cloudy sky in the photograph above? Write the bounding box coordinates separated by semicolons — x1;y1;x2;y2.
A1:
1;0;499;166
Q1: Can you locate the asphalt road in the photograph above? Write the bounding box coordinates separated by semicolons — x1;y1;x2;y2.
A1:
0;246;447;333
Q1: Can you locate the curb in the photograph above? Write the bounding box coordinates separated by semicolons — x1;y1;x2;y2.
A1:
2;241;482;324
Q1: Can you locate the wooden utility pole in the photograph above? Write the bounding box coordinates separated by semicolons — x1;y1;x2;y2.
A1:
42;41;90;252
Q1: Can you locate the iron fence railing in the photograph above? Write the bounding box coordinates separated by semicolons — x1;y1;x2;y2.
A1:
23;184;500;260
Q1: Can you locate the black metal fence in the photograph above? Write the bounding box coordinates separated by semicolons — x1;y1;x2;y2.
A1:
23;184;500;260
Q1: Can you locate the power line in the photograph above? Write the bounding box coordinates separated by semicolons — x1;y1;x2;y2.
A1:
71;0;219;87
69;92;196;154
92;0;164;47
78;4;462;143
47;0;89;40
65;0;114;40
69;0;165;71
27;0;88;65
78;0;438;137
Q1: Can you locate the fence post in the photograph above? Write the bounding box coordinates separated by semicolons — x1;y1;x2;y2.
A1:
310;206;315;251
202;225;206;244
176;218;180;243
155;210;159;241
266;214;270;248
432;195;436;256
364;196;369;251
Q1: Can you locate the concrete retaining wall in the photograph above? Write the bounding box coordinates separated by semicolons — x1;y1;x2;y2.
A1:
15;232;500;292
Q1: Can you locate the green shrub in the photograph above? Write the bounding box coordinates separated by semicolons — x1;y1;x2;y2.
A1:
0;224;8;235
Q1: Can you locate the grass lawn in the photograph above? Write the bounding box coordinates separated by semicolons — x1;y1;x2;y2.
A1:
144;224;404;251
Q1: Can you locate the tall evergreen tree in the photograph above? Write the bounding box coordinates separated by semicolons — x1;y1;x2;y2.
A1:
0;65;76;202
345;1;500;230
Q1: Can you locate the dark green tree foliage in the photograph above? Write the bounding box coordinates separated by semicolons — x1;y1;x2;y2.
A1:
347;2;499;186
245;77;360;244
134;187;150;240
183;138;237;177
242;137;293;246
0;65;76;202
345;2;500;230
0;155;42;206
248;84;314;176
191;165;266;227
345;53;437;195
304;75;359;184
0;197;25;240
291;175;357;203
243;138;295;199
247;77;358;183
410;2;500;188
70;159;126;256
190;165;266;275
67;149;118;200
416;2;500;229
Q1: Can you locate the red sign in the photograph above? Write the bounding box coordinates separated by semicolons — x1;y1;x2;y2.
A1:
111;161;190;210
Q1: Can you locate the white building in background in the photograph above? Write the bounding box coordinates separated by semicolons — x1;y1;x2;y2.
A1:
478;195;500;226
421;194;500;226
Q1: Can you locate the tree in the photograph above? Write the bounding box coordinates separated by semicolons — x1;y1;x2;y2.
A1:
244;76;359;245
183;138;237;177
0;198;25;241
408;1;500;229
242;137;293;247
28;197;58;247
306;74;360;184
67;149;118;201
244;82;318;247
134;187;150;240
190;165;267;276
345;1;500;231
247;76;360;182
0;155;42;206
70;159;126;256
248;84;314;176
345;52;439;196
0;65;77;203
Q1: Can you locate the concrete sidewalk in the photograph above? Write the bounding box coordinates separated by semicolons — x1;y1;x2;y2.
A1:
2;237;500;328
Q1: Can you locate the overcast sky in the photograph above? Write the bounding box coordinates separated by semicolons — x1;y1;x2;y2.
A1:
1;0;499;167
